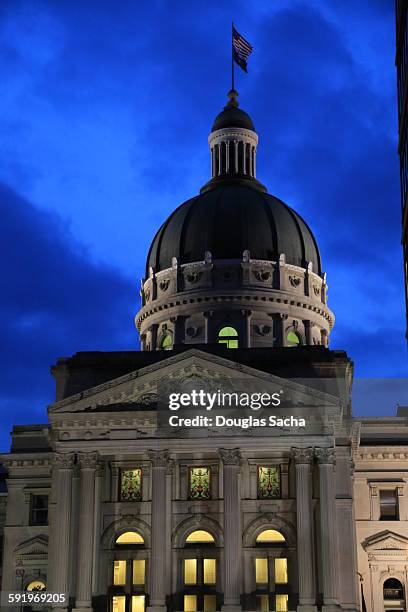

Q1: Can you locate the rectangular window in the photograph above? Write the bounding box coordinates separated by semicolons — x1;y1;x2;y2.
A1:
275;558;288;584
113;560;127;585
203;595;217;612
256;594;269;611
190;467;211;499
380;490;399;520
184;594;197;612
276;594;288;612
30;494;48;525
203;559;216;585
112;596;126;612
132;595;145;612
184;559;197;585
255;558;268;584
120;469;142;501
133;560;145;585
258;466;281;499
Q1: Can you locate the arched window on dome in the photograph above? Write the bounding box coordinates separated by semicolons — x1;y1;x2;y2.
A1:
183;530;217;612
160;333;173;351
286;330;301;347
383;578;405;608
218;326;238;349
255;530;288;611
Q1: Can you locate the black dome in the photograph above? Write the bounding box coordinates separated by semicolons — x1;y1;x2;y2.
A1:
146;183;322;277
212;105;255;131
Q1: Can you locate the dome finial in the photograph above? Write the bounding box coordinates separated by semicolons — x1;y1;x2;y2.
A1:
226;88;239;108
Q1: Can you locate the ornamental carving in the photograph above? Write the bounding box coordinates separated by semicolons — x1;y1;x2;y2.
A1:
313;284;320;296
289;275;301;287
291;447;314;464
254;324;271;336
315;447;336;465
186;326;201;338
254;270;271;282
159;279;170;291
77;451;99;469
144;289;151;302
148;449;173;469
186;271;202;284
219;448;241;466
54;452;75;469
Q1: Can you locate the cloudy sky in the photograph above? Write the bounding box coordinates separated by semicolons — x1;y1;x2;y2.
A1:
0;0;405;450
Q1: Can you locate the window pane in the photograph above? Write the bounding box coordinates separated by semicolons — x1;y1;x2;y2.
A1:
120;469;142;501
276;594;288;612
31;495;48;525
186;530;214;543
256;529;285;543
132;595;145;612
184;559;197;585
190;467;211;499
113;560;126;585
133;560;145;585
116;531;144;544
112;596;126;612
184;595;197;612
204;559;216;584
255;558;268;584
275;559;288;584
161;334;173;350
380;490;398;520
287;331;300;346
204;595;217;612
258;467;281;498
256;594;269;611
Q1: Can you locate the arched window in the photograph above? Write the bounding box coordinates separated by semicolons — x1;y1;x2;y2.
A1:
218;326;238;349
116;531;144;545
384;578;405;604
183;530;217;611
287;330;301;347
255;530;288;611
160;333;173;350
26;580;46;592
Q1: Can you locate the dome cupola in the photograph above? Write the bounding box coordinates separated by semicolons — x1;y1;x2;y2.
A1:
136;93;334;352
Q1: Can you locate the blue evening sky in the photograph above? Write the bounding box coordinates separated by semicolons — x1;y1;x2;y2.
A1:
0;0;405;449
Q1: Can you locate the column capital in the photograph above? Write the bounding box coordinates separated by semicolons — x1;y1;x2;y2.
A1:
219;448;241;466
54;452;75;469
315;447;336;465
77;451;99;469
291;447;314;464
148;449;173;469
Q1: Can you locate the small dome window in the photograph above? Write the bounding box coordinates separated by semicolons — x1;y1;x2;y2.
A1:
287;330;301;347
256;529;286;543
186;530;215;544
116;531;144;545
160;333;173;351
26;581;46;592
218;326;238;349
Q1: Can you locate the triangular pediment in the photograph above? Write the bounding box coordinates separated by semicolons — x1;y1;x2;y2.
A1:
362;530;408;552
49;349;339;415
14;535;48;556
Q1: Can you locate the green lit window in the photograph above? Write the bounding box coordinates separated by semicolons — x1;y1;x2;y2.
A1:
190;467;210;499
287;330;301;346
218;326;238;348
258;466;281;499
120;469;142;501
160;333;173;350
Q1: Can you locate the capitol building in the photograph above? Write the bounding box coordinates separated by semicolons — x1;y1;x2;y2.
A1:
0;90;407;612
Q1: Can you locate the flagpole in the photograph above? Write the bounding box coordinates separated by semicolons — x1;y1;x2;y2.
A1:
231;21;235;91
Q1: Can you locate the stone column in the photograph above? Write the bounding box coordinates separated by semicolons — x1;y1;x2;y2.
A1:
316;448;340;611
234;141;238;173
50;452;75;611
73;452;98;612
147;450;173;612
203;310;214;343
303;320;313;345
241;309;252;348
291;448;317;612
219;448;242;612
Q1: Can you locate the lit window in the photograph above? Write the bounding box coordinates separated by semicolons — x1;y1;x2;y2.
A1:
275;558;288;584
203;595;216;611
26;581;46;592
258;466;281;498
256;595;269;611
287;330;301;347
186;530;215;544
133;560;145;585
184;559;197;585
160;334;173;350
380;490;399;520
218;326;239;348
116;531;144;544
113;560;126;585
383;577;404;600
120;469;142;501
255;558;268;584
30;495;48;525
112;596;126;612
190;467;210;499
184;594;197;612
203;559;216;584
276;594;288;611
256;529;285;543
132;595;145;612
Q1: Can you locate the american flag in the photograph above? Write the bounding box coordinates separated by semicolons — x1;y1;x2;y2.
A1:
233;26;253;73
